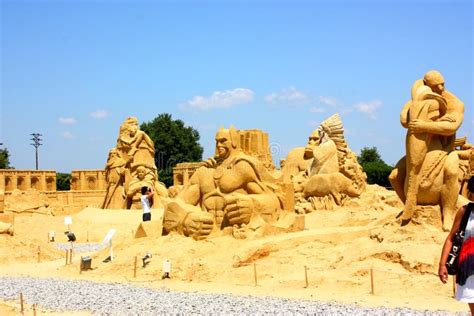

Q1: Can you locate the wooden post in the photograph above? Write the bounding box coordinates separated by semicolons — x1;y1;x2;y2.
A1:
69;247;73;264
33;303;37;316
134;256;138;278
370;268;375;295
20;292;24;314
253;263;257;287
37;246;41;263
80;256;83;274
453;275;457;298
304;265;309;288
65;250;68;265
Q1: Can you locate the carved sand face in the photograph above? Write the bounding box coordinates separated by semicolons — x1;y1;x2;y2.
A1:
215;130;232;159
127;120;139;137
424;71;445;95
136;167;146;180
304;132;320;159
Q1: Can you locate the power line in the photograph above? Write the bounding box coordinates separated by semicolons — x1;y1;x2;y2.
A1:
30;133;43;170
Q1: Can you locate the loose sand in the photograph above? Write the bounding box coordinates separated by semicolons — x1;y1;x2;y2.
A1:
0;185;469;314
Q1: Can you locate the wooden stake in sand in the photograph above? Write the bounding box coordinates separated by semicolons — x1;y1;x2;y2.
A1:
65;250;68;265
304;265;309;288
253;263;257;287
80;256;83;274
33;303;37;316
134;256;138;278
20;292;24;314
69;246;73;264
37;246;41;263
453;275;457;298
370;267;375;295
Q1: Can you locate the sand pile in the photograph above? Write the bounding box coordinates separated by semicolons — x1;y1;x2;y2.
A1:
0;184;469;314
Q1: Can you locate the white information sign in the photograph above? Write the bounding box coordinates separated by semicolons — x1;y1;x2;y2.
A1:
64;216;72;226
103;229;116;244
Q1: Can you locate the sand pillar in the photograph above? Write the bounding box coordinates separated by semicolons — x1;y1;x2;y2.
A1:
79;171;85;191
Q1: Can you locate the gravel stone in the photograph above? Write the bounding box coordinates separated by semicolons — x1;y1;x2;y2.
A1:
0;277;467;315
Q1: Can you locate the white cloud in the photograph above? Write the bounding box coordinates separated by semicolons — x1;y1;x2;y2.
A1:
58;117;77;125
316;96;339;107
182;88;254;111
264;87;309;105
353;99;382;119
61;131;74;139
90;110;108;119
309;107;326;113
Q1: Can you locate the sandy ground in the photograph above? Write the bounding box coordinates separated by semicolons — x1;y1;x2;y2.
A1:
0;184;470;314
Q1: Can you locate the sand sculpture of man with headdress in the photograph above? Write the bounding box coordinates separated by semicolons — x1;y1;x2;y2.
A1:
163;126;284;240
102;117;168;209
389;70;465;230
284;114;366;210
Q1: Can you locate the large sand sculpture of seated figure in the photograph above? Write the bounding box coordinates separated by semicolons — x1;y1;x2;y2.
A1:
163;126;284;240
102;117;168;209
284;114;366;211
389;70;465;230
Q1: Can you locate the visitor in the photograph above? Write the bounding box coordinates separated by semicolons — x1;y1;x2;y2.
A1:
141;186;153;222
439;176;474;315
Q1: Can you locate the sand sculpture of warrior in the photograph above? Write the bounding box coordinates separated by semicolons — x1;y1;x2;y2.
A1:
102;117;168;209
284;114;366;209
163;126;283;240
389;70;465;230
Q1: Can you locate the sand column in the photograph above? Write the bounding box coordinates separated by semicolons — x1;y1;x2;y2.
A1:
40;172;47;191
183;169;190;185
25;174;32;189
98;170;105;190
0;173;5;192
79;171;86;191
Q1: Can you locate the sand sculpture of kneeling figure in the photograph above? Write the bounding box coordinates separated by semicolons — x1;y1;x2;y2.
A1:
163;126;283;240
389;70;465;230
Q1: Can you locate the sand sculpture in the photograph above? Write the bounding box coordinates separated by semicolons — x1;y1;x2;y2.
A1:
283;114;366;212
163;126;301;240
389;70;465;230
456;137;474;200
102;117;168;209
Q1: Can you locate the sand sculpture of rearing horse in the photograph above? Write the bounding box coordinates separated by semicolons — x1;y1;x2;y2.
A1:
390;70;465;231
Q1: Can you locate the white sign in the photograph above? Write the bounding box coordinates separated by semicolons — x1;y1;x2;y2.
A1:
64;216;72;226
163;260;172;273
102;229;116;244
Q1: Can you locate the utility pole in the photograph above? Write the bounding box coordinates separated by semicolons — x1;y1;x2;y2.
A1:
30;133;42;170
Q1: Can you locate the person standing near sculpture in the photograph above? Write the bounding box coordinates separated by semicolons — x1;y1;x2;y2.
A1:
163;126;283;240
141;186;154;222
390;70;465;230
439;176;474;314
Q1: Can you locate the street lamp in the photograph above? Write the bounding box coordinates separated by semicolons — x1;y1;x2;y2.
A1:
30;133;42;170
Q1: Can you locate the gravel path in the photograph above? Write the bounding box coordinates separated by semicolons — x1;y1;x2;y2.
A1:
0;277;467;315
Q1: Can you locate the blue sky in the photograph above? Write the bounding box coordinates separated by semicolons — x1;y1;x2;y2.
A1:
1;0;472;173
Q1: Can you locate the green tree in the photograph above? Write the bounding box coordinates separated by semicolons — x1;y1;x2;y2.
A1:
0;147;11;169
56;173;71;191
141;113;203;187
358;146;393;187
